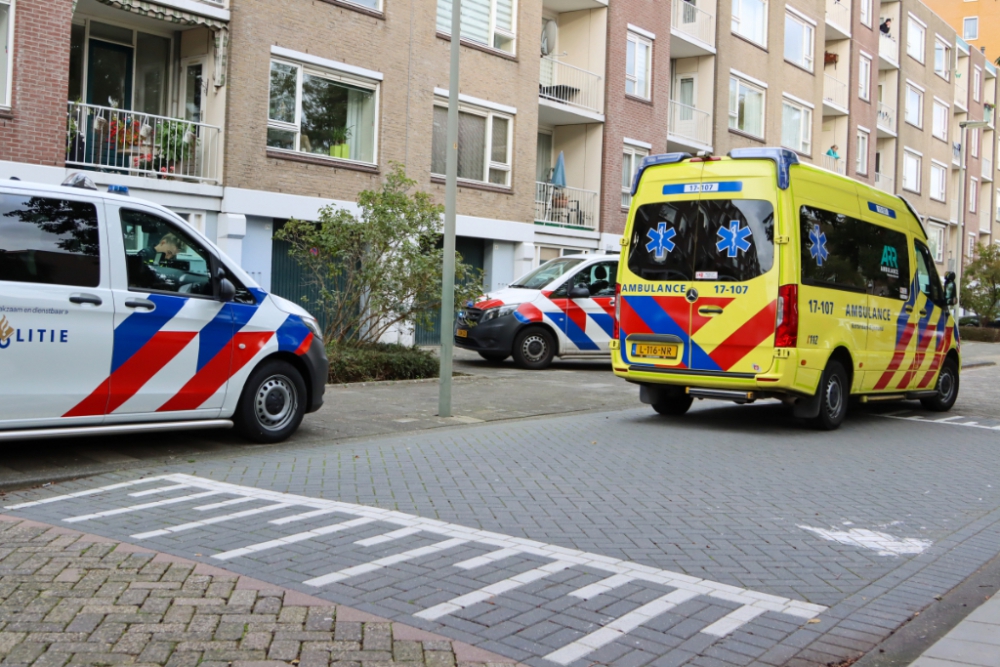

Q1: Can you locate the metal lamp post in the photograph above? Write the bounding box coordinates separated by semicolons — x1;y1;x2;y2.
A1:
956;119;990;314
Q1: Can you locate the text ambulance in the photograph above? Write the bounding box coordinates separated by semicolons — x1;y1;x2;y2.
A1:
614;148;960;430
0;177;327;442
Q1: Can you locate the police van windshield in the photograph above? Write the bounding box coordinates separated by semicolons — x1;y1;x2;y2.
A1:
627;199;775;281
509;257;584;289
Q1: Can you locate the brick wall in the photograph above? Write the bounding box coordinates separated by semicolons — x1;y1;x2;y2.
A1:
599;0;671;238
0;0;71;167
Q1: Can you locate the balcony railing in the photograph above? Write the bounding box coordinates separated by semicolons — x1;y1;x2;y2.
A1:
825;0;850;33
879;32;898;64
824;74;848;110
877;102;895;131
672;0;715;47
669;100;712;146
66;102;222;185
984;157;993;177
535;182;599;230
824;155;846;174
955;81;969;108
875;171;894;193
539;56;603;116
982;210;992;233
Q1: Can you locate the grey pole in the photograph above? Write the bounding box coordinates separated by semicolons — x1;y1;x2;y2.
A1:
957;125;967;315
438;0;461;418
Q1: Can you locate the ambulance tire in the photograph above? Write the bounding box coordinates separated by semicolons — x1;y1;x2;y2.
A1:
512;327;556;369
478;351;509;363
234;360;307;443
811;360;848;431
921;357;959;412
652;395;694;416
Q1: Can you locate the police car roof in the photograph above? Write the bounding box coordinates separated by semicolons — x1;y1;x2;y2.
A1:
3;177;178;212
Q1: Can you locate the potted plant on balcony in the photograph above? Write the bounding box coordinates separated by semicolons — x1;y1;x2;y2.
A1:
329;126;351;159
152;119;196;178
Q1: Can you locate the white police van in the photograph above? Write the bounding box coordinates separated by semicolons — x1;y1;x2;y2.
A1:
0;176;327;443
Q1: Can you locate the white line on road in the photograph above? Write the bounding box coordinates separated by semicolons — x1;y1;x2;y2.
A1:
194;496;256;511
5;476;168;509
453;547;525;570
304;538;469;587
568;573;636;600
128;484;190;497
132;503;297;539
270;508;345;525
701;605;769;636
876;413;1000;431
63;491;220;523
355;526;423;546
213;517;378;560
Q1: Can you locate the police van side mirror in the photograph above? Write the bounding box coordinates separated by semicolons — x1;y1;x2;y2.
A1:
218;278;236;303
944;271;957;307
569;284;591;299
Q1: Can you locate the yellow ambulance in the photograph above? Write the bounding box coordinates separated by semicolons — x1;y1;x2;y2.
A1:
612;148;960;430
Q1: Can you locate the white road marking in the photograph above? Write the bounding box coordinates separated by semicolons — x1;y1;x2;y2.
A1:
63;491;220;523
213;517;378;560
799;526;932;557
876;413;1000;432
129;484;190;497
416;560;574;620
8;473;828;656
544;589;700;665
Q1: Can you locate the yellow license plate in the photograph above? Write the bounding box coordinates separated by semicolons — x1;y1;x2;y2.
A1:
633;343;678;359
456;329;468;338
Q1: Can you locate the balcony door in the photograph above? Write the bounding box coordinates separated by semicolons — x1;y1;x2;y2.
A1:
87;39;133;110
673;74;697;137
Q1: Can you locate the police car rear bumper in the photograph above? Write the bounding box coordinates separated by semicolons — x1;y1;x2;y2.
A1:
302;338;328;413
453;315;521;354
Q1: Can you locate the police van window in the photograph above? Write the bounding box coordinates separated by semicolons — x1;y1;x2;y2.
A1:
509;257;584;289
564;261;618;297
628;199;774;281
913;242;944;304
120;209;214;297
0;194;100;287
867;225;910;300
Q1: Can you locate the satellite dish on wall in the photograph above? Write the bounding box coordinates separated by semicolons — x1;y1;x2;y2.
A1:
541;20;557;56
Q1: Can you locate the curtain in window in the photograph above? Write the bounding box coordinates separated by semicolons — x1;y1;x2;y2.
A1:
0;4;10;106
135;32;170;115
495;0;513;33
781;103;801;151
739;84;763;136
347;88;375;163
458;111;486;180
437;0;490;45
536;133;552;183
432;106;448;175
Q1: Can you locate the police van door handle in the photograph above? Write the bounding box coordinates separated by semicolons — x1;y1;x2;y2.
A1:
698;306;724;316
69;293;102;306
125;298;156;311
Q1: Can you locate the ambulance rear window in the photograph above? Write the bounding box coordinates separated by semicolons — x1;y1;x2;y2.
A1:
627;199;775;281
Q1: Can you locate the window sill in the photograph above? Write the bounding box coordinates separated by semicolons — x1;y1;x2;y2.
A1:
0;107;12;120
932;134;948;143
625;93;653;105
934;72;950;83
902;187;921;195
728;128;765;143
430;174;513;194
317;0;384;19
784;59;815;75
731;32;768;52
435;32;518;61
907;54;925;66
930;196;946;203
904;120;922;131
266;148;380;173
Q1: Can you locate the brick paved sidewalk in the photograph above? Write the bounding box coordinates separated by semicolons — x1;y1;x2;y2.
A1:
0;517;517;667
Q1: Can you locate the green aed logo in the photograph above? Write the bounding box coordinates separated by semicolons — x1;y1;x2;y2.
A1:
881;245;899;269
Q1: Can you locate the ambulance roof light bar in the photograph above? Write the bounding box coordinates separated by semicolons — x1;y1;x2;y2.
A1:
727;147;799;190
630;152;692;196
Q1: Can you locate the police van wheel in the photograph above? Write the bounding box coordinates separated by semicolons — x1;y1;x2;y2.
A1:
234;360;307;444
652;395;693;416
478;351;509;363
811;361;848;431
921;357;959;412
512;328;555;369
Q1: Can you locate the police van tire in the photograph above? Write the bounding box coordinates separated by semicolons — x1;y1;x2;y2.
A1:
811;361;848;431
512;327;556;370
652;395;693;416
234;360;307;444
478;351;509;363
921;357;959;412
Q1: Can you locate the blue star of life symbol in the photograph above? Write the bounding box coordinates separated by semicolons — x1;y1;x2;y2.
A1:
809;223;829;266
715;220;752;258
645;222;677;261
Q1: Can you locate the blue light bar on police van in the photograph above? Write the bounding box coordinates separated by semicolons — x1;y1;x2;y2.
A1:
107;184;130;195
727;147;799;190
630;152;693;196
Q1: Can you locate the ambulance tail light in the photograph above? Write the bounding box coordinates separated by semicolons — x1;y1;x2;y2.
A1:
775;284;798;348
613;283;621;340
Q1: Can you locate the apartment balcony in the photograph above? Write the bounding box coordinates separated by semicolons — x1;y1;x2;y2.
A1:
823;74;849;116
667;100;713;152
534;182;599;230
982;210;993;233
984;157;994;181
878;33;899;69
955;82;969;111
825;0;851;40
876;102;896;137
874;171;894;193
66;102;222;185
953;142;962;167
823;155;846;174
671;0;716;57
542;0;607;11
538;56;605;125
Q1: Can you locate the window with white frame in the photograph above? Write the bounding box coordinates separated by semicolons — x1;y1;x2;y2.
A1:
970;177;979;212
930;162;946;201
972;127;980;157
859;55;872;101
973;66;982;102
964;16;979;41
621;145;649;208
996;188;1000;220
781;99;812;154
436;0;516;54
729;75;765;138
0;0;11;107
907;16;925;62
732;0;767;46
626;32;652;99
431;100;512;186
927;224;944;263
905;83;923;127
967;234;976;257
903;149;921;192
932;99;948;140
267;58;378;164
856;129;869;174
934;39;950;80
860;0;871;27
784;11;814;71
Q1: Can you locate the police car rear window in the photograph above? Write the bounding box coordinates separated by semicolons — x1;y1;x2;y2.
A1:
0;194;100;288
627;199;775;281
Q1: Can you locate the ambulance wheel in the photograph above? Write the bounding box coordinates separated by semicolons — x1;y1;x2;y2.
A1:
811;360;848;431
234;360;307;443
652;395;693;416
478;351;509;363
512;327;555;369
921;357;959;412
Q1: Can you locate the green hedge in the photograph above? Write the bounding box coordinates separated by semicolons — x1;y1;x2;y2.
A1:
328;342;439;383
959;326;1000;343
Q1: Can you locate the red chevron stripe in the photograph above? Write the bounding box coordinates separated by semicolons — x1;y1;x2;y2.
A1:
874;320;917;390
918;325;953;389
107;331;198;413
707;300;777;372
562;299;589;333
294;332;313;356
898;310;942;389
516;302;544;322
653;296;690;334
689;297;735;335
620;297;653;335
63;378;111;418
